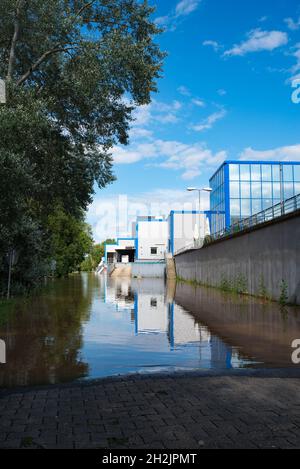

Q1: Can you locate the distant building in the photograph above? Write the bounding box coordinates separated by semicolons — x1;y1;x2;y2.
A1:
105;238;136;264
135;217;169;261
168;211;213;255
210;160;300;235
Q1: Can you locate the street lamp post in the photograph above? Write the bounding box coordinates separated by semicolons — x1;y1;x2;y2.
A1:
187;187;212;245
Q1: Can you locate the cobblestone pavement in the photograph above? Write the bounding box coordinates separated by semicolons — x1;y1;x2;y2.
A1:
0;373;300;449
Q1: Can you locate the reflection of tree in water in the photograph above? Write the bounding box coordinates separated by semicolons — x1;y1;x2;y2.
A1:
0;274;97;387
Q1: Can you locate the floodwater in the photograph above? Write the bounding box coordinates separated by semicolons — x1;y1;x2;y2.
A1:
0;273;299;387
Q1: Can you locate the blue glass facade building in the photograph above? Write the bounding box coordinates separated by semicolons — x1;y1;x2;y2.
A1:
210;161;300;235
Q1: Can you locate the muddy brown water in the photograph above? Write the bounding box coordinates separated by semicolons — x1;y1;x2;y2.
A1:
0;273;299;387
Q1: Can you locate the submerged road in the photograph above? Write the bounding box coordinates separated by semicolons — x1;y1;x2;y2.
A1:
0;370;300;449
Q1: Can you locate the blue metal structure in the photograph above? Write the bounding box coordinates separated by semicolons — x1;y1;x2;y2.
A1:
168;210;224;255
209;160;300;235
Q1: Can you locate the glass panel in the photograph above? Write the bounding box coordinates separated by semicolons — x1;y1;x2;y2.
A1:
251;165;261;181
261;165;272;182
262;182;272;199
240;181;250;199
230;181;240;198
262;199;273;210
272;165;281;182
229;164;240;181
230;199;240;217
240;164;250;181
241;199;251;217
294;165;300;181
284;182;295;199
295;182;300;195
251;182;262;198
252;199;262;215
283;165;293;182
230;216;240;225
272;182;281;199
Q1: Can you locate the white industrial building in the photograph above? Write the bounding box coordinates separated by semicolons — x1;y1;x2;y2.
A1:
168;211;212;255
103;211;215;273
135;216;169;261
105;238;136;264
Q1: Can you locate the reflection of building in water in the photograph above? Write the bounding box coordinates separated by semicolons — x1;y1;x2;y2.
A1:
210;336;232;369
134;292;168;334
132;285;233;368
103;277;234;369
104;277;134;311
169;303;208;346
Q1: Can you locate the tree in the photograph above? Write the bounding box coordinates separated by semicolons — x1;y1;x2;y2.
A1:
0;1;164;293
81;238;115;271
0;0;164;209
48;207;94;277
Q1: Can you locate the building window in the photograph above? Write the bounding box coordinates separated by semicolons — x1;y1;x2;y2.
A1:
240;164;251;181
151;247;158;255
229;164;240;181
262;164;272;182
294;165;300;182
251;165;261;181
283;165;294;182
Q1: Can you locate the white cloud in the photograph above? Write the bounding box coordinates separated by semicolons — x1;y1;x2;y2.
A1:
130;99;182;131
291;43;300;80
217;89;227;96
155;0;201;30
224;29;288;56
129;127;153;140
285;17;300;31
178;85;191;96
87;188;211;242
158;142;227;180
203;40;222;52
191;108;227;132
192;98;206;107
240;143;300;162
113;137;227;181
175;0;201;17
259;16;268;23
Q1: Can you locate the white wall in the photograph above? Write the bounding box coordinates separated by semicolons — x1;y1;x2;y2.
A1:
136;293;168;333
137;221;169;260
106;239;135;262
171;212;211;254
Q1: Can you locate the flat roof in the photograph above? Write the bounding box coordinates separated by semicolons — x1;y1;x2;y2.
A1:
209;160;300;182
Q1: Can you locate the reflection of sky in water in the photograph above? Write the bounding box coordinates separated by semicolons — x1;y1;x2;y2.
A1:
81;277;256;379
1;273;299;388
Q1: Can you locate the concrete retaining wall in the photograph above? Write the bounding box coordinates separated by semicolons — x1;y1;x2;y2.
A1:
175;211;300;305
131;262;166;278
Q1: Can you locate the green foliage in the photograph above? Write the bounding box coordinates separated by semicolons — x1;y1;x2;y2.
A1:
220;273;248;295
220;275;232;292
81;239;115;271
279;280;289;307
235;273;248;295
203;235;213;246
48;207;93;277
0;1;164;295
258;275;270;300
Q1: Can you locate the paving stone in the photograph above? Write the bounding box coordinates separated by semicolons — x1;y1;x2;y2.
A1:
1;375;300;449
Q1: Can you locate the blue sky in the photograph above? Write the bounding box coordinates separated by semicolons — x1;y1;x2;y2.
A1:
88;0;300;242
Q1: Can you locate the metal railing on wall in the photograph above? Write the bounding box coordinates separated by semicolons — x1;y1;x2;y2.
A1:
174;193;300;255
209;193;300;243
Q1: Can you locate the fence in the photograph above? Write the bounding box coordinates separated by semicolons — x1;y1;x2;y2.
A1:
174;193;300;254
